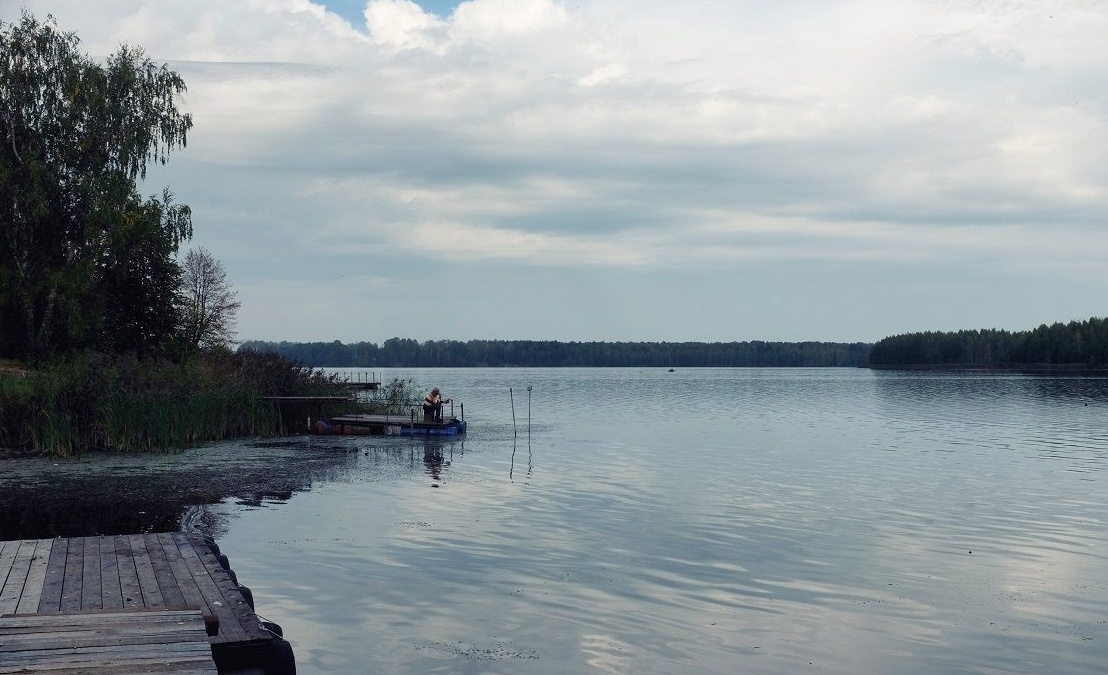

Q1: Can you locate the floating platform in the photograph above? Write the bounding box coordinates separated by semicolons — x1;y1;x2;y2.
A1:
314;413;467;437
0;533;293;674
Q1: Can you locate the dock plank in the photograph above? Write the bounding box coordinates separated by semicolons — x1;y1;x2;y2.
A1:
144;534;184;609
175;533;266;643
100;535;123;610
81;535;103;610
114;536;144;609
128;533;168;608
158;533;247;644
0;540;14;589
37;537;68;613
14;539;51;615
0;608;218;674
60;536;84;612
0;541;35;615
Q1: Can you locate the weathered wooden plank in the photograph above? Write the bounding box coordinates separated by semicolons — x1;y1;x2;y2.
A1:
174;533;263;643
37;537;68;613
14;539;52;615
81;535;103;610
0;608;217;674
144;534;188;609
0;540;14;589
0;623;209;643
0;541;35;615
0;535;281;673
0;608;205;629
128;534;168;608
0;623;211;649
114;536;144;609
59;536;84;612
0;645;215;674
157;533;247;644
0;613;213;650
100;535;123;610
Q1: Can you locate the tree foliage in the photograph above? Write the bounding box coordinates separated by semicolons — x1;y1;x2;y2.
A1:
180;247;241;352
0;11;192;359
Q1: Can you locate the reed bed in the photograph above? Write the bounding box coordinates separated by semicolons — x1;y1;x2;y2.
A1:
0;350;342;456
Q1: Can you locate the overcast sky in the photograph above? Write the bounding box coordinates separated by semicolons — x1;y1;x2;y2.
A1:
6;0;1107;344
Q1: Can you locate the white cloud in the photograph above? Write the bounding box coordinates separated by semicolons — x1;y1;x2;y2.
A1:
365;0;448;53
6;0;1108;341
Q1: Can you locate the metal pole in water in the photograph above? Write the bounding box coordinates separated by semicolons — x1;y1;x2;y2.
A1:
510;387;517;437
527;385;532;435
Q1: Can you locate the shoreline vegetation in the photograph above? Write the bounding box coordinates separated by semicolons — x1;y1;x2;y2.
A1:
0;351;353;456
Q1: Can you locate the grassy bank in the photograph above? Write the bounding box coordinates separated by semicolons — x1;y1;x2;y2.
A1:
0;350;349;456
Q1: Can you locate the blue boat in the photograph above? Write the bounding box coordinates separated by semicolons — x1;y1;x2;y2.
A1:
399;418;467;436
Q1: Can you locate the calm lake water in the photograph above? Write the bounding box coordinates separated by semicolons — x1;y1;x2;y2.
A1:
4;367;1108;674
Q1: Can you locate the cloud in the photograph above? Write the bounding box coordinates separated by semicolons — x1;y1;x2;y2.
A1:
5;0;1108;341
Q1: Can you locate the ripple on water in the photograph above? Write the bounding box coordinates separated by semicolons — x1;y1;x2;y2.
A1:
21;367;1105;675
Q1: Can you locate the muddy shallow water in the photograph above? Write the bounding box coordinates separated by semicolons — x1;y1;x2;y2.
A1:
0;438;360;540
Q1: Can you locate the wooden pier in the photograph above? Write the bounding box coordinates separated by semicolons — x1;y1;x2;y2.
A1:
264;395;353;433
315;411;466;436
0;533;284;674
0;608;217;673
330;371;381;390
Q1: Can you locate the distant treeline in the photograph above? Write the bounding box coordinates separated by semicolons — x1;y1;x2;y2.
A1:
238;338;873;368
869;318;1108;369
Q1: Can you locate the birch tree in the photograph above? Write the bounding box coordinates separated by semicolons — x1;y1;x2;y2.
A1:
180;247;240;351
0;11;192;358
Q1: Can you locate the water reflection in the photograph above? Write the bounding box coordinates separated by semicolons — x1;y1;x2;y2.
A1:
419;439;459;487
870;371;1108;471
509;434;533;481
8;369;1108;675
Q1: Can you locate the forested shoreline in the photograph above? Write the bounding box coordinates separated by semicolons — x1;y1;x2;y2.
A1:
238;339;873;367
869;318;1108;369
242;318;1108;371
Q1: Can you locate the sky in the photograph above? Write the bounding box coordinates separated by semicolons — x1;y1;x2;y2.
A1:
4;0;1107;345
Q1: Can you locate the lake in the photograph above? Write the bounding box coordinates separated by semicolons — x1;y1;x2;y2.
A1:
3;367;1108;674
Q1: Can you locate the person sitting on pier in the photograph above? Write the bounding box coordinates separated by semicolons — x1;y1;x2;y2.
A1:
423;387;452;422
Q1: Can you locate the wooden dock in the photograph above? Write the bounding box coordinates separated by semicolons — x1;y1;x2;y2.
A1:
264;395;353;433
0;533;282;673
316;412;466;436
0;608;217;673
330;371;381;390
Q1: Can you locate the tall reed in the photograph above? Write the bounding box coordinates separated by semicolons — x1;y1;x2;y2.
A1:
0;350;341;455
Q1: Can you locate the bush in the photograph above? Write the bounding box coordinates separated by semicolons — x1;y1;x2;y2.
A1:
364;377;421;414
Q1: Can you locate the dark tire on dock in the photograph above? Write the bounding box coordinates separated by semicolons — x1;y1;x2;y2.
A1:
266;636;297;675
218;553;231;570
261;620;284;637
238;584;255;609
226;568;238;585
